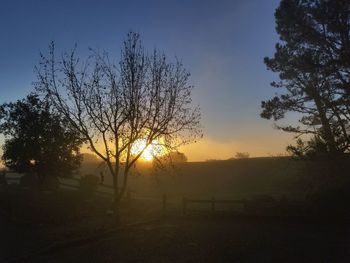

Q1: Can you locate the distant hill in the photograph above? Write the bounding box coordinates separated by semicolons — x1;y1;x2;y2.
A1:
79;156;350;200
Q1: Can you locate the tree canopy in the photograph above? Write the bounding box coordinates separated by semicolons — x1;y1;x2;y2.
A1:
35;32;201;218
261;0;350;155
0;95;82;181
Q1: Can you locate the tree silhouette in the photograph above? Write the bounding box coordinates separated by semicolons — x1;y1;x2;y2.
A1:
0;95;82;186
261;0;350;155
35;32;201;221
163;151;188;163
234;152;250;159
286;136;328;159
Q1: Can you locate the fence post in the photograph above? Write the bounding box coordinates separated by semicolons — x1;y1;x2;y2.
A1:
162;194;167;218
242;198;247;210
211;197;215;213
126;189;131;204
183;197;187;215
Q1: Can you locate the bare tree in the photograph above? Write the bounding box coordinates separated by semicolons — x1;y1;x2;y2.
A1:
35;32;201;221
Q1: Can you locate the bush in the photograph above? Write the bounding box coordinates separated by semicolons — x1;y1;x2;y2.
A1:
19;174;38;189
19;174;60;191
0;171;7;185
79;174;99;197
234;152;250;159
43;176;60;192
307;183;350;217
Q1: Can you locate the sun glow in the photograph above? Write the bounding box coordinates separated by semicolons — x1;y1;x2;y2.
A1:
130;139;165;161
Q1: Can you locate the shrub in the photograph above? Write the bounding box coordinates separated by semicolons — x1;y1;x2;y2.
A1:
234;152;250;159
19;174;38;189
43;176;60;192
79;174;99;197
19;174;60;191
307;183;350;217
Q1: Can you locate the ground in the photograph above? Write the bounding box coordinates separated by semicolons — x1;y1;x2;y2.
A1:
1;210;350;262
31;217;350;263
1;179;350;263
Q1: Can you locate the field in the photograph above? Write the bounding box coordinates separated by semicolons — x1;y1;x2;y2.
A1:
82;156;349;202
1;157;350;262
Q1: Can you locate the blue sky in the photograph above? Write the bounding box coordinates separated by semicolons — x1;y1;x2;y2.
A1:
0;0;295;160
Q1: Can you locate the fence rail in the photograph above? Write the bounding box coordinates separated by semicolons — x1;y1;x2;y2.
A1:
2;174;135;198
182;197;246;215
2;174;249;216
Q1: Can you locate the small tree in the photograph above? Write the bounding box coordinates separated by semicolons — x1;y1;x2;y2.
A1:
158;151;188;163
35;32;201;221
234;152;250;159
0;95;82;186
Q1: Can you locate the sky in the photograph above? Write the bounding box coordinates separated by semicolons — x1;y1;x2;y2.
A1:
0;0;295;161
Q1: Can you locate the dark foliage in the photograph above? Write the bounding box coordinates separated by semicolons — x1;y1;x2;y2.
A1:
261;0;350;155
234;152;250;159
286;137;328;158
157;151;188;164
79;174;100;197
0;95;83;182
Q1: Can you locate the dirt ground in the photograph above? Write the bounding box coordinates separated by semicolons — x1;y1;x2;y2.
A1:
1;215;349;263
1;188;350;262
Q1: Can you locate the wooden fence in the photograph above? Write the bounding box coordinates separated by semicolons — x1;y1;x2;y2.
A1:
59;178;136;202
2;174;132;200
182;197;246;215
2;174;249;216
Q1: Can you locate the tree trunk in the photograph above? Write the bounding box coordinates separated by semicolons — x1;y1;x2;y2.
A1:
112;174;120;225
37;172;45;191
119;166;129;202
313;93;338;154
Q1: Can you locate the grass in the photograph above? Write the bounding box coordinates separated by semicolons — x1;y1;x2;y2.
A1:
1;156;350;262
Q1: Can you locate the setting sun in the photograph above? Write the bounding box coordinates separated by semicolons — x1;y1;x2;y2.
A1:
130;139;165;161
